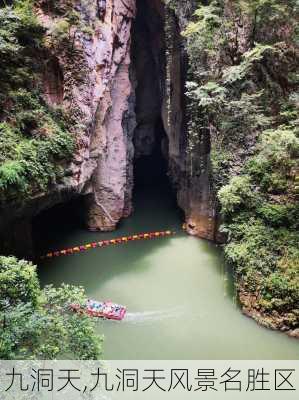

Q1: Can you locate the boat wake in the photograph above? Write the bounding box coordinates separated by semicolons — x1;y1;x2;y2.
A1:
123;306;190;324
102;305;207;325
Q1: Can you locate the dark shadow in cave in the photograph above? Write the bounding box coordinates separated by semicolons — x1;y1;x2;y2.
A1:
32;196;86;257
134;118;169;188
132;0;175;201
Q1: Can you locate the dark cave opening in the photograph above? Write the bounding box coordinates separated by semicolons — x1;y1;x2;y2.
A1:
132;0;170;190
32;196;87;257
134;117;169;188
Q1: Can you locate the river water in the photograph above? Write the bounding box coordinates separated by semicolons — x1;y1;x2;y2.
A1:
37;184;299;360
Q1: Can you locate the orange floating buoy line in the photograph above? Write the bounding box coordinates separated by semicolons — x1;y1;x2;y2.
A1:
40;231;176;260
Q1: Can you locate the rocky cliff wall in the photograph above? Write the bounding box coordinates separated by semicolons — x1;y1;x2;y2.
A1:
162;1;219;241
0;0;137;256
0;0;220;258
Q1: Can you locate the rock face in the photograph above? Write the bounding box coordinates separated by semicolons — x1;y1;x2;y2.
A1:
162;2;219;241
38;0;137;233
69;0;136;231
0;0;137;255
0;0;220;257
82;0;136;231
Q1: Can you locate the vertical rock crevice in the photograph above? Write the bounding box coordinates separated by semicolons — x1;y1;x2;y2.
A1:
131;0;165;160
131;0;218;241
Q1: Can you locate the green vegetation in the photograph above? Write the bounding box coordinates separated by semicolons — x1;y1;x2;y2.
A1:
219;129;299;327
40;0;95;49
0;256;103;359
0;2;103;360
0;0;75;204
0;102;74;201
183;0;299;330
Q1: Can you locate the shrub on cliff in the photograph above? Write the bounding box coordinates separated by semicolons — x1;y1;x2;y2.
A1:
182;0;299;187
218;176;258;215
246;128;299;194
0;99;74;201
182;0;299;331
0;256;103;359
0;1;75;204
219;124;299;328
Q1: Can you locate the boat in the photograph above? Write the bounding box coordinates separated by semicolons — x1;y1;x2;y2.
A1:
70;299;127;321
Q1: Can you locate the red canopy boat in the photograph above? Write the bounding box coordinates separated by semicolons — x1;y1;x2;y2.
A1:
70;300;127;321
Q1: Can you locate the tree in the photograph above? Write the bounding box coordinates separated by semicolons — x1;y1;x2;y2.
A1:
0;256;103;359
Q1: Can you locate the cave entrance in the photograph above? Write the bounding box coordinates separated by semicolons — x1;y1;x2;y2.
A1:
132;0;170;192
32;196;86;257
134;117;169;188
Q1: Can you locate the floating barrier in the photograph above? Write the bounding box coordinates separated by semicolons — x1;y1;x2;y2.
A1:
41;230;175;260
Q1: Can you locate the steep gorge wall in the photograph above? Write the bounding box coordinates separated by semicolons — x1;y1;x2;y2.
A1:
61;0;218;242
0;0;137;256
82;0;137;231
162;1;218;241
40;0;138;232
0;0;219;258
131;0;218;241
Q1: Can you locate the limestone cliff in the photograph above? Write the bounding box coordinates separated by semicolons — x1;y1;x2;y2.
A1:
163;1;218;241
0;0;137;256
39;0;137;232
1;0;219;258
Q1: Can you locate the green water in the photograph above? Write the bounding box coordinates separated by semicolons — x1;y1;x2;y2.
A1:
38;185;299;360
